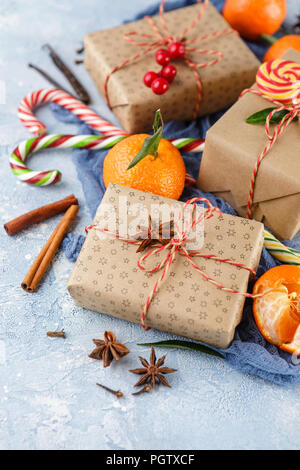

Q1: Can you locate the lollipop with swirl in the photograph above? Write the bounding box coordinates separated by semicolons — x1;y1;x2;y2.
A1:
256;59;300;105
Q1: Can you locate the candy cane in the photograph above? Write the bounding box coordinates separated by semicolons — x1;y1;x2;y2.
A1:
169;138;205;153
263;229;300;265
18;89;205;149
17;88;204;187
10;134;204;186
18;89;129;137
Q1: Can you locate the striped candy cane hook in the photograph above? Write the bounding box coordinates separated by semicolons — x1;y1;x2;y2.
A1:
18;88;129;137
10;134;204;186
14;88;205;186
10;134;125;186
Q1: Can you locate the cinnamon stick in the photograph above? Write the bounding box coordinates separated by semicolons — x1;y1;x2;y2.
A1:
22;205;79;292
4;194;78;235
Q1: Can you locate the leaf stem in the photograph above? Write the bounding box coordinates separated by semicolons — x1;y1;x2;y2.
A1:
261;34;278;45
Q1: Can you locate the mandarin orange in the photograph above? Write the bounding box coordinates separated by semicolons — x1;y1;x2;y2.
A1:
264;35;300;62
223;0;287;40
253;265;300;355
103;133;186;200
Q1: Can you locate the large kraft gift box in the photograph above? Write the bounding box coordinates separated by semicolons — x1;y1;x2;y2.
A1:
198;49;300;241
84;1;259;133
68;184;264;349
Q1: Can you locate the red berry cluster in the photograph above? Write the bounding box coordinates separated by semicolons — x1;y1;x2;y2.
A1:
143;41;185;95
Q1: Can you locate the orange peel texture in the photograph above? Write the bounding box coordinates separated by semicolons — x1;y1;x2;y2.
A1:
103;134;186;200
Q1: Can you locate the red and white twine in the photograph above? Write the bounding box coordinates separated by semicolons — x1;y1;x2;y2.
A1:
104;0;235;119
86;197;262;330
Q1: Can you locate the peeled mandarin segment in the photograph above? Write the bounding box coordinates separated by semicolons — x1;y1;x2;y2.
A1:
281;325;300;355
253;290;291;345
276;307;300;345
254;280;284;296
284;282;300;296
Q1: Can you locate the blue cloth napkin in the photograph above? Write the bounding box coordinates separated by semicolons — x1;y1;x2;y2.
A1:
52;0;300;385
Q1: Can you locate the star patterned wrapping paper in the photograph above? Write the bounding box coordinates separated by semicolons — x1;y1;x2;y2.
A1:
67;184;264;348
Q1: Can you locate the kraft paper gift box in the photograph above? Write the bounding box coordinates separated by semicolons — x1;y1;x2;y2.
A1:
67;184;264;349
83;1;259;133
198;49;300;241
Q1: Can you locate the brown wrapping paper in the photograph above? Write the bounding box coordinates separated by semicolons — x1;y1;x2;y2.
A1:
197;49;300;241
84;1;259;133
67;184;264;349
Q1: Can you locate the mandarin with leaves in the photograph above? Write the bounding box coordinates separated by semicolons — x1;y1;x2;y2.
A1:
223;0;287;40
253;265;300;355
103;110;186;200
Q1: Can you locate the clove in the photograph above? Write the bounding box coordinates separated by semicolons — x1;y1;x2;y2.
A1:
132;385;151;396
96;383;123;398
47;329;66;339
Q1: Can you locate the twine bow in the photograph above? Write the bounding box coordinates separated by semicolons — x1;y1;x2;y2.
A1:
241;81;300;220
87;197;261;331
104;0;235;119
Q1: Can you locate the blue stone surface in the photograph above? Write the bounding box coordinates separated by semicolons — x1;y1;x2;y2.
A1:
0;0;300;450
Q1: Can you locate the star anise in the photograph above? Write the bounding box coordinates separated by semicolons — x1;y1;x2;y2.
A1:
89;331;130;367
129;346;177;389
135;215;175;253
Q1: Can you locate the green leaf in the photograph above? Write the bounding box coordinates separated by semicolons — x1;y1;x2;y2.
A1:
127;109;163;170
152;108;164;133
137;340;224;358
246;107;298;125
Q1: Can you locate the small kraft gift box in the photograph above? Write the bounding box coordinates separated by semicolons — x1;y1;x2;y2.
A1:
198;49;300;241
67;184;264;349
83;0;259;133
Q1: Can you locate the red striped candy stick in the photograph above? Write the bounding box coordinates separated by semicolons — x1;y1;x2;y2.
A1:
18;88;129;137
18;88;205;151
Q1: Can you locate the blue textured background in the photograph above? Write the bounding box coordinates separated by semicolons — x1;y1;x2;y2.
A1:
1;0;300;450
